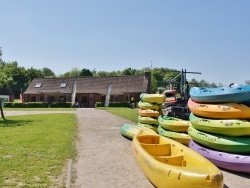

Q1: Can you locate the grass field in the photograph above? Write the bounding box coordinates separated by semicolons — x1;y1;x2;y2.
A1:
98;107;139;123
3;107;76;111
0;113;76;187
0;107;137;186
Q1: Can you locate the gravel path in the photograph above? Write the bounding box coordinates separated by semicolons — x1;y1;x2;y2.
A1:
72;108;153;188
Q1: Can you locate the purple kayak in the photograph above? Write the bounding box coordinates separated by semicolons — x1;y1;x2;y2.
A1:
189;139;250;174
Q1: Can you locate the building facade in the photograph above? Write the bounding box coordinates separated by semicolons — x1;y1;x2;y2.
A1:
23;72;151;107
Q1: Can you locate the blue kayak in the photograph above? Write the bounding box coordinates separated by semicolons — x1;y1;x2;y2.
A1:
190;83;250;104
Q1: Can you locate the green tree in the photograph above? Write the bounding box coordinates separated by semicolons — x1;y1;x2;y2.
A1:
26;67;43;81
42;67;55;78
79;68;93;77
0;47;2;62
61;68;80;77
0;61;30;97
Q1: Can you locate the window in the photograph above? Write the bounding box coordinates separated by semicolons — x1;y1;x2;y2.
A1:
35;83;42;88
60;83;67;88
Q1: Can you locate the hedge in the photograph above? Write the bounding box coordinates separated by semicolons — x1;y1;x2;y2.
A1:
4;102;72;108
3;102;132;108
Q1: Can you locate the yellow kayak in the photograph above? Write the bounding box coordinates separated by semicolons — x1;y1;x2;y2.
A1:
140;93;166;104
157;125;191;146
158;115;191;132
132;128;224;188
138;115;159;125
138;101;160;111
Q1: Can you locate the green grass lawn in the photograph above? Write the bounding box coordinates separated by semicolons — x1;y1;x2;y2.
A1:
0;113;76;187
98;107;139;123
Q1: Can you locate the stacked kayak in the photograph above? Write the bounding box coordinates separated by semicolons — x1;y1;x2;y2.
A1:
158;115;191;146
188;99;250;119
189;83;250;104
140;93;166;105
132;128;224;188
189;112;250;136
189;139;250;174
188;84;250;173
137;93;166;131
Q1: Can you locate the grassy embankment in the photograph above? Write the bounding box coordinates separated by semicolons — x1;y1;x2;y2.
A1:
0;112;76;187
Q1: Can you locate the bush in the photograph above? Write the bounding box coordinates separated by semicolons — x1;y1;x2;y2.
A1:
4;102;72;108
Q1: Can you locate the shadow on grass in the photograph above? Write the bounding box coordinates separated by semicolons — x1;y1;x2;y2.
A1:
0;119;33;127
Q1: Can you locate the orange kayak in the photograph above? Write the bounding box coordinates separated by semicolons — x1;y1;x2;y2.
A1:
188;98;250;119
138;109;160;117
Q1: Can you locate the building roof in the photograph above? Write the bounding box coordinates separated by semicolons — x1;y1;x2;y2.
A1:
23;73;150;95
23;78;76;95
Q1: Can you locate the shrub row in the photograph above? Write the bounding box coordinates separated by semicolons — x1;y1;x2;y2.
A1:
4;102;72;108
3;102;131;108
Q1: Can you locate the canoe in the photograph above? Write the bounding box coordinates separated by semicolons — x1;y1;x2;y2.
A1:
188;98;250;119
138;109;160;117
140;93;166;104
120;124;156;139
189;139;250;174
120;123;142;139
137;122;158;132
189;83;250;104
132;128;224;188
157;125;191;146
188;125;250;153
138;115;158;125
138;101;160;111
189;112;250;136
158;115;190;132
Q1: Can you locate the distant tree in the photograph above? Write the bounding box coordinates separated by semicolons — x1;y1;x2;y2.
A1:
0;47;2;62
26;67;43;81
199;79;211;87
94;71;109;77
79;68;93;77
42;67;55;78
62;68;80;77
122;68;133;75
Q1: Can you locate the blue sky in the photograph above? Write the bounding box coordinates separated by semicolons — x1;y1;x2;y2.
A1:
1;0;250;85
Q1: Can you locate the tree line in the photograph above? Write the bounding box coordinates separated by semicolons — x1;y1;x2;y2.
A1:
1;48;249;98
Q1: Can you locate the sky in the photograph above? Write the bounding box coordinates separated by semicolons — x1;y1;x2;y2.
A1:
1;0;250;85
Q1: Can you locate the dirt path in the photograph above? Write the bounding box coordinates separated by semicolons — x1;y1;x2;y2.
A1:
72;108;153;188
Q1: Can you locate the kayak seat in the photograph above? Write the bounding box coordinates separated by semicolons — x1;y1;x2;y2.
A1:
153;154;186;166
141;143;171;156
